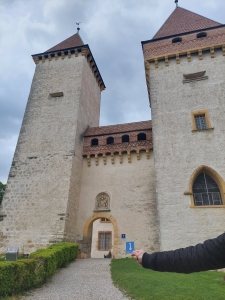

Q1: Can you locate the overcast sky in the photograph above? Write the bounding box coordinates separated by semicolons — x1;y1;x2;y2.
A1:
0;0;224;183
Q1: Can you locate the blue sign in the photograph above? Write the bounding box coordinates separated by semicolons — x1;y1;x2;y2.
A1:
126;241;134;254
121;234;126;239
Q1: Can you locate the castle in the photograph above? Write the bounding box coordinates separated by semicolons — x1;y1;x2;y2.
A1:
0;6;225;258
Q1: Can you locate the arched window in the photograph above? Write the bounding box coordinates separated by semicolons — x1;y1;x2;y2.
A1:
91;138;98;146
197;32;207;38
137;133;146;141
172;37;182;43
122;135;129;143
107;137;114;144
193;172;222;206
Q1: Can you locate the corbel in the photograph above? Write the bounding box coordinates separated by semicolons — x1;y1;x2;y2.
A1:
165;56;169;66
127;151;131;163
187;51;191;62
42;55;45;63
48;54;52;61
146;149;150;159
136;150;140;160
75;49;78;57
100;85;105;92
210;47;214;58
95;154;98;166
103;154;106;165
111;153;114;164
33;56;39;64
145;61;150;71
81;48;88;57
87;155;91;167
154;58;158;68
222;45;225;56
68;50;71;58
55;53;58;60
61;51;65;59
198;49;203;60
119;152;123;164
176;53;180;64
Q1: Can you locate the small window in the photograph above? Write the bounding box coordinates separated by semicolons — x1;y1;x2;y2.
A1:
99;231;111;250
100;218;110;223
107;137;114;144
194;115;206;130
172;37;182;43
191;110;213;131
138;133;146;141
91;138;98;146
193;172;222;206
122;135;129;143
197;32;207;39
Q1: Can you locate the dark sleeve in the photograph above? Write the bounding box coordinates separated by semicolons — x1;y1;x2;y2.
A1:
142;232;225;273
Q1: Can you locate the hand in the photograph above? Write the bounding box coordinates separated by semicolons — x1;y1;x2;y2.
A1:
131;249;145;266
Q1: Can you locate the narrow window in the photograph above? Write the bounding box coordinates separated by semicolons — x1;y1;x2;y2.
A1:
138;133;146;141
122;135;129;143
91;138;98;146
99;232;111;250
197;32;207;38
194;115;206;130
172;37;182;43
193;172;222;206
107;137;114;144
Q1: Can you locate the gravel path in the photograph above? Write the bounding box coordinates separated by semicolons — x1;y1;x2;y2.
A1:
21;259;130;300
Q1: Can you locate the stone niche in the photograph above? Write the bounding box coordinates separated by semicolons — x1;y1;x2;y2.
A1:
94;192;110;211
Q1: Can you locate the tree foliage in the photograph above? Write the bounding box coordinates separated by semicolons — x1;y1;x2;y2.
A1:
0;182;6;205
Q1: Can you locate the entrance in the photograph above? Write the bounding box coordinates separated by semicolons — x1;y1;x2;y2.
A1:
82;212;119;258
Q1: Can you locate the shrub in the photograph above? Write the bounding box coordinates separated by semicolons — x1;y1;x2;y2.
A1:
0;242;79;297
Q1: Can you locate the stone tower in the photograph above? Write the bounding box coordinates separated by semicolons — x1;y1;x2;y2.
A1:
0;33;105;253
142;7;225;250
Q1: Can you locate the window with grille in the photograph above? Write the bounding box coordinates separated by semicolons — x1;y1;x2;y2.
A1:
100;218;110;223
107;137;114;144
194;115;206;130
99;231;111;250
193;172;222;206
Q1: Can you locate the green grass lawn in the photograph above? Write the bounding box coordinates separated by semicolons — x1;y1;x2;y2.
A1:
110;258;225;300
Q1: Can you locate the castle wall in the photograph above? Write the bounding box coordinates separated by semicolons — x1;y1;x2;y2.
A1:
77;150;159;258
0;53;101;253
149;49;225;251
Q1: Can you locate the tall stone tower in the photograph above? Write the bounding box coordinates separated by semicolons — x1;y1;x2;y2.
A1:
0;33;105;253
142;7;225;250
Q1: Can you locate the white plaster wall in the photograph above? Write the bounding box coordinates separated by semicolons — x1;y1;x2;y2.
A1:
91;219;114;258
149;50;225;251
77;151;159;258
0;53;101;253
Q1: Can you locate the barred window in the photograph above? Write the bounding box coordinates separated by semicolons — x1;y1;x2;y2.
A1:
193;172;222;206
91;138;98;146
99;231;111;250
107;137;114;144
194;115;206;130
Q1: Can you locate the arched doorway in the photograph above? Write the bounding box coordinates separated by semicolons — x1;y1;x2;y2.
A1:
82;212;119;258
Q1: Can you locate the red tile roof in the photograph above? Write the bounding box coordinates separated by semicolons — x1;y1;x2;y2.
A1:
143;26;225;60
153;7;221;39
45;33;84;52
85;120;152;137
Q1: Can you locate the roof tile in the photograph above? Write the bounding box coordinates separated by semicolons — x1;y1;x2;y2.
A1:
45;33;84;53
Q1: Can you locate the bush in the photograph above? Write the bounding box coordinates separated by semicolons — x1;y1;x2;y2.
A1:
0;242;79;297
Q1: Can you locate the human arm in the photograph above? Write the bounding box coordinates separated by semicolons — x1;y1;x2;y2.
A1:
132;232;225;274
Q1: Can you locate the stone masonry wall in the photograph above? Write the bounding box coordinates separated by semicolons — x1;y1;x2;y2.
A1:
0;53;101;253
149;49;225;251
77;150;159;258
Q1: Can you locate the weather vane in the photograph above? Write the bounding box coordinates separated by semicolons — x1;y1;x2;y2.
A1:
175;0;178;7
76;22;81;33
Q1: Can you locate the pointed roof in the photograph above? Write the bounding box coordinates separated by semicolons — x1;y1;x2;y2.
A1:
45;33;84;53
153;7;221;39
